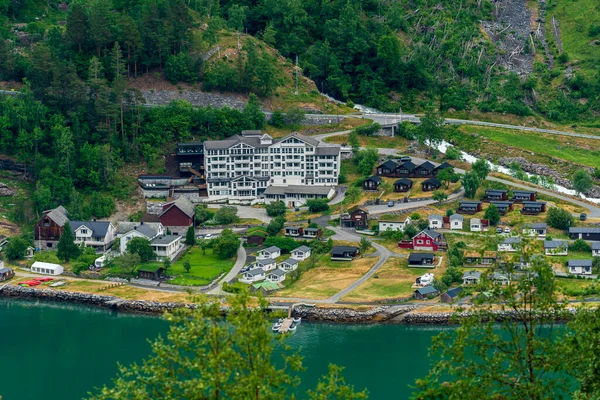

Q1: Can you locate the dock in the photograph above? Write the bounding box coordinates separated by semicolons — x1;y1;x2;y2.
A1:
278;318;294;334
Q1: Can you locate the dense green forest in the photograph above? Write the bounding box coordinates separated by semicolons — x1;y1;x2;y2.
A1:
0;0;599;221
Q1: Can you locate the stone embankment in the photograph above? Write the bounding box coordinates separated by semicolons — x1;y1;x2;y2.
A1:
293;305;419;323
401;308;578;324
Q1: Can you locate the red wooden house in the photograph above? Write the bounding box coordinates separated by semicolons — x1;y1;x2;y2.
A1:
158;197;195;234
34;206;69;251
399;229;445;251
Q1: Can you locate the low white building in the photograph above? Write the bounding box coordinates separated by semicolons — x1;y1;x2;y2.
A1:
544;240;568;256
278;258;299;272
592;242;600;257
291;245;311;261
240;268;265;283
449;214;464;230
265;269;286;283
498;237;521;252
470;218;482;232
255;258;276;271
378;217;411;233
491;272;510;285
31;261;63;276
428;214;443;230
150;235;183;261
257;246;281;260
568;259;593;275
522;223;547;237
263;185;336;208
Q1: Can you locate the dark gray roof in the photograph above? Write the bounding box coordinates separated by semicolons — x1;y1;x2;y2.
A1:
266;269;286;277
570;227;600;234
365;175;382;183
117;222;163;236
568;259;592;267
544;240;568;248
262;246;280;253
502;237;521;244
408;253;435;263
524;223;547;229
280;258;299;265
435;162;452;170
204;136;241;150
417;161;436;171
44;206;69;227
462;271;481;279
399;160;416;170
244;268;265;277
0;267;13;274
416;286;439;295
394;178;412;185
257;258;276;266
379;160;398;170
422;178;441;185
315;146;341;156
514;190;536;195
150;235;181;245
490;201;514;206
523;201;546;206
460;201;481;206
331;246;358;254
293;245;311;253
304;227;320;232
71;221;112;238
263;185;333;196
420;229;441;239
444;286;463;298
486;189;508;194
161;197;195;218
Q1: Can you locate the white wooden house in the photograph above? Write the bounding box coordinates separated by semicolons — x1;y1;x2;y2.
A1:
379;217;411;233
240;268;266;283
592;242;600;257
568;260;593;275
498;237;521;252
470;218;482;232
257;246;281;260
278;258;299;272
449;214;464;230
265;269;286;283
428;214;443;229
255;258;276;271
291;245;311;261
544;240;568;256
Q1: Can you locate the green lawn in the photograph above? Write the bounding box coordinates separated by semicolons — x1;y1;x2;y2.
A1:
162;247;235;286
457;125;600;168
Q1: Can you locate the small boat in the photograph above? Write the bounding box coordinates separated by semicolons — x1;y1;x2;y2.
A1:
278;318;285;323
272;323;282;332
293;317;302;324
49;281;66;288
288;324;297;332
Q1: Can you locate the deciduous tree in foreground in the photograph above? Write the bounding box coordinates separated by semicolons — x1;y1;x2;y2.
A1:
89;293;367;400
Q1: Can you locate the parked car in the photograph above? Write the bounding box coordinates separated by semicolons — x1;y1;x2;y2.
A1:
204;233;214;240
387;200;394;207
504;227;511;234
496;227;503;234
580;213;587;221
400;156;411;162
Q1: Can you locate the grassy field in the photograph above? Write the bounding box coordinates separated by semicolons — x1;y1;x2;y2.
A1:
161;247;235;286
341;258;425;302
457;125;600;168
274;254;379;300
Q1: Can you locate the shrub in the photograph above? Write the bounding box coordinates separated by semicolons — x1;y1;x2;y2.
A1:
165;52;199;84
266;201;286;217
570;239;591;252
546;207;573;230
270;109;286;128
214;206;239;225
445;147;461;160
306;199;329;212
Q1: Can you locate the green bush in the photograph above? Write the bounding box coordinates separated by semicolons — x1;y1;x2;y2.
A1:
165;52;200;84
570;239;591;252
306;199;329;212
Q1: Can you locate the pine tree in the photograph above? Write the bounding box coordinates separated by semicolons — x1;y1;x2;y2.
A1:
57;222;81;262
185;225;196;245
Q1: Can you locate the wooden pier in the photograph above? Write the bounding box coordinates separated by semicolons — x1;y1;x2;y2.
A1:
278;318;294;334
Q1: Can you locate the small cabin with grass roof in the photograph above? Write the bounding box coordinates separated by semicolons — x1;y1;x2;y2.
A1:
137;265;166;281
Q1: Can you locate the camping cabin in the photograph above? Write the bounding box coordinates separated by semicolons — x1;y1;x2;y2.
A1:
137;266;165;281
408;253;435;267
30;261;63;276
303;227;322;239
568;259;593;275
521;201;547;215
257;246;281;260
414;286;440;300
330;246;359;261
285;226;303;237
246;234;266;246
484;189;508;201
470;218;482;232
396;161;416;176
512;190;537;202
265;269;286;283
458;201;482;214
592;242;600;257
462;271;481;285
240;268;266;284
491;272;510;285
379;217;411;232
449;214;464;230
421;178;441;191
415;161;436;177
522;223;547;237
544;240;568;256
481;251;498;266
394;178;413;192
376;160;399;177
490;201;514;215
434;162;453;175
291;245;311;261
428;214;443;229
498;237;521;252
363;176;382;191
341;206;369;229
254;258;276;271
441;287;463;303
569;227;600;241
0;266;14;281
278;258;299;272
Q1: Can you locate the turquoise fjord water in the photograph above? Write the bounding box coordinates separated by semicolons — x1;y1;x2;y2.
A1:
0;299;449;400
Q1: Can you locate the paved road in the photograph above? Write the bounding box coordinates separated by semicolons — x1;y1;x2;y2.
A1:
206;242;247;295
365;189;464;214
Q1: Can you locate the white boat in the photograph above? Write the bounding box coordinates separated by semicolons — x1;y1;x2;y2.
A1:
272;323;281;332
49;281;66;288
288;324;297;332
293;317;301;324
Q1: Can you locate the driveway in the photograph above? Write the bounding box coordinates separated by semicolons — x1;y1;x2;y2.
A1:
205;242;247;295
329;186;347;205
207;204;271;223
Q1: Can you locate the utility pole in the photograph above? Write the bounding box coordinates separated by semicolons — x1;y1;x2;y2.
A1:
295;54;299;96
